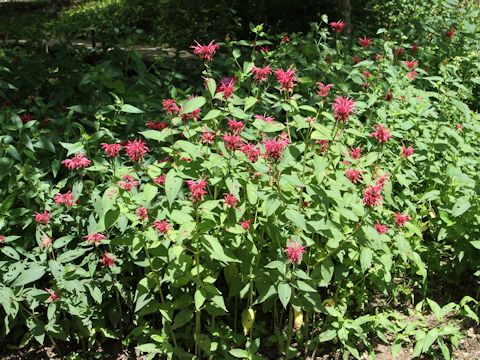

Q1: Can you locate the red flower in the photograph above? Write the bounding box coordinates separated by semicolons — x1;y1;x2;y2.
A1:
281;34;291;43
218;77;236;99
201;130;216;144
191;40;220;62
152;219;171;234
455;123;464;132
20;113;34;124
370;124;392;143
333;96;356;122
155;174;166;185
362;185;383;207
162;99;180;115
84;232;106;245
252;65;272;82
125;139;149;162
54;191;76;206
222;132;243;150
240;143;262;163
363;70;372;79
358;35;372;48
410;43;419;52
34;211;51;224
46;288;60;302
0;235;5;243
228;119;244;133
240;219;251;231
101;143;122;158
62;154;91;170
329;20;345;33
254;114;275;123
284;240;306;263
316;82;333;97
375;222;389;235
393;212;411;227
394;47;405;57
223;193;239;208
263;136;289;161
146;121;168;130
345;168;362;184
136;207;149;221
101;252;116;268
274;68;297;92
349;146;361;160
352;56;361;64
385;89;393;101
118;174;139;192
316;140;329;155
400;145;415;158
403;60;418;69
186;178;208;202
445;28;455;39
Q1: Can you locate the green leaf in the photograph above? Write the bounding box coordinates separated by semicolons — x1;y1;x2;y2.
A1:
172;309;194;329
451;196;471;217
278;282;291;308
229;349;249;358
203;109;221;120
360;248;373;272
246;182;258;204
180;96;206;115
195;289;206;310
206;78;216;98
318;329;337;342
165;170;182;207
12;265;46;287
59;142;84;156
319;258;334;287
285;209;307;231
120;104;144;113
203;235;240;263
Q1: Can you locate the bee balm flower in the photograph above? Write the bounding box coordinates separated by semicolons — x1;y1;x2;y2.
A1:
284;240;306;264
191;40;220;62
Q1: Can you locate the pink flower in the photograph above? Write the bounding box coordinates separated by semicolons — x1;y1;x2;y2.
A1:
317;82;333;97
152;219;171;234
218;77;236;99
349;146;361;160
263;136;289;161
410;43;419;52
20;113;34;124
201;130;216;144
401;145;415;158
362;185;383;207
34;211;51;224
46;288;60;302
191;40;220;62
240;143;262;163
0;235;5;243
101;143;122;158
358;35;372;48
240;219;251;231
284;240;306;264
317;140;329;155
363;70;372;79
137;207;148;221
41;235;53;248
186;178;208;202
333;96;356;122
329;20;345;33
385;89;393;101
54;191;76;206
84;232;106;245
255;114;275;123
224;193;239;208
101;252;116;268
146;121;168;130
125;139;149;162
370;124;392;143
281;34;291;43
118;174;139;192
406;70;418;80
345;168;362;184
393;212;411;227
222;132;243;150
252;65;272;82
455;123;464;132
375;222;389;235
274;68;297;92
162;99;180;115
403;60;418;69
155;174;166;185
228;119;244;133
62;154;91;170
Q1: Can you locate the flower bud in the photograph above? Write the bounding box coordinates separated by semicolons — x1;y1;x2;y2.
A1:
242;307;255;335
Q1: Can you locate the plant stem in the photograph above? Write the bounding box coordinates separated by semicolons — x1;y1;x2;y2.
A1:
285;304;293;360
